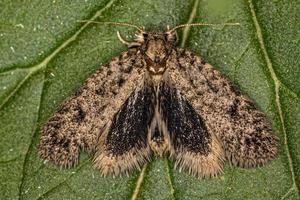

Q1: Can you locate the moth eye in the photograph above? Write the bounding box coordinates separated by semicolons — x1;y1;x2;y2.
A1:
143;33;148;39
164;34;169;41
173;33;178;42
173;34;178;42
166;32;177;43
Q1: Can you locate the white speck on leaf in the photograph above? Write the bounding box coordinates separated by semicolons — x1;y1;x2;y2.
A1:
10;46;15;53
15;24;24;28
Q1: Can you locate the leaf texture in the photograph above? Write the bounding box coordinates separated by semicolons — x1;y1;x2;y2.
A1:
0;0;299;199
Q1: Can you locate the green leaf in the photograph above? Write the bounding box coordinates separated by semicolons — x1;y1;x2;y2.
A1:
0;0;299;199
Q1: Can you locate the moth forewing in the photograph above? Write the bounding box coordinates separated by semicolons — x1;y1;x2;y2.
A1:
93;74;156;176
167;49;278;168
38;51;148;169
157;73;225;177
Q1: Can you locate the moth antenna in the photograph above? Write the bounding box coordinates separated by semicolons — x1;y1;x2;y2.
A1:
167;22;240;33
117;31;130;45
78;20;144;32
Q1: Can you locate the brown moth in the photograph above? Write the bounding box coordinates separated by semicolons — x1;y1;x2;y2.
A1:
38;22;278;178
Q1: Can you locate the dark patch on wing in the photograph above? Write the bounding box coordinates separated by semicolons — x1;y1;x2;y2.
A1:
117;76;125;87
106;81;156;155
73;103;86;123
57;104;70;114
229;84;241;96
243;99;257;111
206;78;219;93
158;80;211;155
95;87;105;95
227;99;239;119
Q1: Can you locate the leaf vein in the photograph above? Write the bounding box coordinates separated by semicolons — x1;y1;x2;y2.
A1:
280;82;300;99
131;164;148;200
164;159;175;199
232;41;251;82
180;0;200;48
281;187;296;200
0;0;116;111
248;0;299;197
36;160;89;200
18;71;46;200
0;67;41;110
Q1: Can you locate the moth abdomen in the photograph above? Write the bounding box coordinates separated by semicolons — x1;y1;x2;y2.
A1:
148;116;170;156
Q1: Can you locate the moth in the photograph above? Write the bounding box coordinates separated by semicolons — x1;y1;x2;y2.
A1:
38;21;278;178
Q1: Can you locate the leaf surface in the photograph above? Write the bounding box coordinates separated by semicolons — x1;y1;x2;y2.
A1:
0;0;299;199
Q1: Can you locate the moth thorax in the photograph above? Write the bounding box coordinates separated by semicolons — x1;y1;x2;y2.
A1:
150;74;164;85
148;65;166;74
146;57;167;75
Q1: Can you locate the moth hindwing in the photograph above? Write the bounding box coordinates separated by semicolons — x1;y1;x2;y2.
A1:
39;25;278;178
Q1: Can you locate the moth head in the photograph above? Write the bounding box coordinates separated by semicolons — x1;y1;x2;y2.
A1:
77;20;239;75
135;31;177;75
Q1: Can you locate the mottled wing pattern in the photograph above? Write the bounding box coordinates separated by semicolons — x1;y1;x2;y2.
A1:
158;73;224;177
93;73;156;176
39;51;146;168
167;48;278;168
